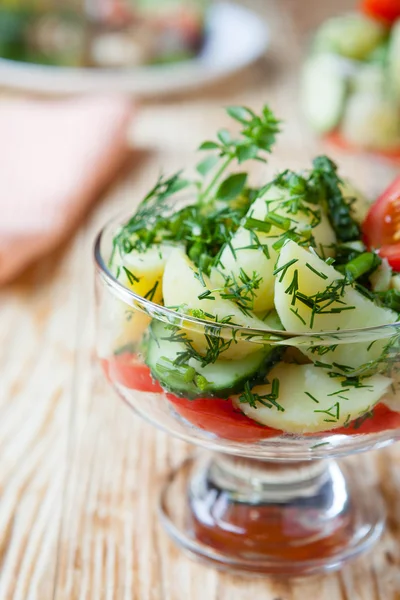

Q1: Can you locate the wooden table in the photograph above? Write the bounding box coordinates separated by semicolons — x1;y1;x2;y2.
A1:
1;1;400;598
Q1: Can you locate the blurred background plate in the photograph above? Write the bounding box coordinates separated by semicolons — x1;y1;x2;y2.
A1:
0;2;269;96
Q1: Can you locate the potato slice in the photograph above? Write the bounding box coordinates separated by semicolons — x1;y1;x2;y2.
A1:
163;248;272;359
210;185;336;312
115;244;175;302
341;92;400;150
232;362;391;434
274;241;398;373
210;227;275;312
340;179;370;225
110;244;175;348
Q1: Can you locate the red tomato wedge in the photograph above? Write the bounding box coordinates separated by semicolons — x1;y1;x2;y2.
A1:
101;354;163;393
166;394;279;442
363;175;400;269
325;130;400;163
361;0;400;23
373;243;400;271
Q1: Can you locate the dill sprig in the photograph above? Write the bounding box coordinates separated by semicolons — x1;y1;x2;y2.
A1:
110;172;192;266
197;105;281;205
110;105;281;273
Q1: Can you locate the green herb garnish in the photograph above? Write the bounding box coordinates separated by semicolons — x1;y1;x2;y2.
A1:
308;156;360;242
239;379;284;412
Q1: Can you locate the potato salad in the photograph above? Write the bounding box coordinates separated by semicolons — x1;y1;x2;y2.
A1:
301;3;400;155
107;105;400;440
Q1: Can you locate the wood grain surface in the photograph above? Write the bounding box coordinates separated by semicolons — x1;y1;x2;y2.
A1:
1;1;400;598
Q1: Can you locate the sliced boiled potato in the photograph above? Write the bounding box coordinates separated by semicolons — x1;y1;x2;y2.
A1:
391;274;400;292
340;179;370;224
232;363;391;434
115;244;175;302
341;92;400;150
275;241;398;373
110;244;176;348
249;186;336;253
163;248;272;359
369;258;392;292
209;185;336;313
210;227;275;312
382;378;400;412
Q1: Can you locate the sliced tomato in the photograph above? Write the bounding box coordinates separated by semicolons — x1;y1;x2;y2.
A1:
361;0;400;23
101;354;163;393
101;353;400;439
166;394;280;442
167;394;400;441
375;243;400;270
325;130;400;162
362;174;400;268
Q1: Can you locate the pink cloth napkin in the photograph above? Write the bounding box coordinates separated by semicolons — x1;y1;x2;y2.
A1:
0;95;132;284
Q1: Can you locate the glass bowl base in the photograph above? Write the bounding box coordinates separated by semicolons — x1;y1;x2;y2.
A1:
159;454;385;576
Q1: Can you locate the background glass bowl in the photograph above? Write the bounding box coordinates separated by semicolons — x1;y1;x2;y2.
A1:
0;3;269;96
94;215;400;576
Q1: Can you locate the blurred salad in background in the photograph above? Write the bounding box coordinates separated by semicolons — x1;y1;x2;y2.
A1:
0;0;208;68
301;0;400;156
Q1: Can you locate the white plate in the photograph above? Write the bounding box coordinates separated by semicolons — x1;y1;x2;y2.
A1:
0;2;269;96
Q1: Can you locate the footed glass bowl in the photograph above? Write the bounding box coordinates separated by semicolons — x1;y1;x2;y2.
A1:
94;216;400;576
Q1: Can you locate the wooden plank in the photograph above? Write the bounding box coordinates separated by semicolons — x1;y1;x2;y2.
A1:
0;239;85;600
0;0;399;598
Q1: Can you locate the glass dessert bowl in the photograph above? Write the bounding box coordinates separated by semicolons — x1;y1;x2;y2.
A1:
94;105;400;575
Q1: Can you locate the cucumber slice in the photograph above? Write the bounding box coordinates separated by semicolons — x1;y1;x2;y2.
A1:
301;54;347;134
388;20;400;105
146;320;282;399
313;13;387;60
231;363;392;434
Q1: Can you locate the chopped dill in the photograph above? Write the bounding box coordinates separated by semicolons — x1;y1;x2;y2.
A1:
305;262;328;280
305;391;319;403
144;281;159;301
273;258;299;281
239;379;284;411
314;401;340;421
122;267;140;284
